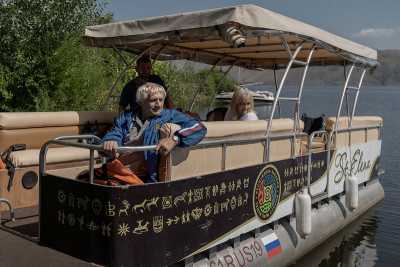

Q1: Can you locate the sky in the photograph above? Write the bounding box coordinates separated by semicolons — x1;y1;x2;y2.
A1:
104;0;400;50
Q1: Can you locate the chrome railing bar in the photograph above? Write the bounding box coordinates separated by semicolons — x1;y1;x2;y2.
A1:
307;130;328;195
39;139;157;178
89;149;95;184
296;46;316;132
266;44;304;137
334;63;355;133
350;69;367;121
54;134;102;143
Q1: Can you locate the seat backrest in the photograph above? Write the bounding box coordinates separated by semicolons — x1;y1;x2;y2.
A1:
166;118;303;181
0;111;117;152
325;116;383;147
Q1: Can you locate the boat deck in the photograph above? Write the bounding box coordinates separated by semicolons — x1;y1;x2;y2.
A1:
0;207;95;267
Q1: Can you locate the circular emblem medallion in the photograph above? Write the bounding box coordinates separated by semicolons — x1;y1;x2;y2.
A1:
253;165;281;221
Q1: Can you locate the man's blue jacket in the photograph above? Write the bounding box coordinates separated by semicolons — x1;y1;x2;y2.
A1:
102;109;207;183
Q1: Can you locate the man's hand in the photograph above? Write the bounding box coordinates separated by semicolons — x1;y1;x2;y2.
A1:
156;137;178;156
103;140;119;156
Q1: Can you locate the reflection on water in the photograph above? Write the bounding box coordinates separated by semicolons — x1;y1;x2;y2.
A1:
289;86;400;266
293;210;379;267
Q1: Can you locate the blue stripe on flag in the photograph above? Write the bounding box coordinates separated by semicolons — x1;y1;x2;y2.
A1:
265;239;281;251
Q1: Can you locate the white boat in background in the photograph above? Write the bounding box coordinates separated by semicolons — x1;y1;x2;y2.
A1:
215;89;274;104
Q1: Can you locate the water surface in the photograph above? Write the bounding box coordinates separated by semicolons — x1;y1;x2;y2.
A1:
288;86;400;266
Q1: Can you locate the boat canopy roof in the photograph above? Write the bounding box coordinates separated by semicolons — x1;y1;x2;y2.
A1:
84;4;378;69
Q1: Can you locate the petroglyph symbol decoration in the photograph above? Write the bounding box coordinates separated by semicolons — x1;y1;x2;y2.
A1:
57;190;66;204
133;197;159;214
105;201;116;217
67;213;76;226
181;211;191;224
162;196;172;209
68;193;75;208
173;192;187;207
166;216;180;226
193;188;203;202
119;200;130;216
91;198;102;215
132;220;149;235
153;216;164;233
102;223;112;237
117;223;130;237
57;210;65;224
77;196;89;211
87;221;99;231
191;207;203;221
204;204;212;217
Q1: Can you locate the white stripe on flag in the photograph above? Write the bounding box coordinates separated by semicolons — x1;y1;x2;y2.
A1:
261;232;278;245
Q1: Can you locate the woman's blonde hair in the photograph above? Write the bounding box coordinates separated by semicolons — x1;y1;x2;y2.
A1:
136;82;166;104
224;86;255;120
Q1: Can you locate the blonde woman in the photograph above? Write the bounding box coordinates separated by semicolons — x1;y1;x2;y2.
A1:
224;87;258;121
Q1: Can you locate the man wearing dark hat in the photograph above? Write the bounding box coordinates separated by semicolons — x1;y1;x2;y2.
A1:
119;54;173;112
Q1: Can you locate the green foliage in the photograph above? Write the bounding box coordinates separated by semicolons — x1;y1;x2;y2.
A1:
0;0;106;111
0;0;234;112
155;62;235;112
36;37;120;111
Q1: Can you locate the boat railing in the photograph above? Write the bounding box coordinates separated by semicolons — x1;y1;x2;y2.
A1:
307;130;329;193
39;123;382;194
39;131;308;183
308;124;382;203
39;135;157;184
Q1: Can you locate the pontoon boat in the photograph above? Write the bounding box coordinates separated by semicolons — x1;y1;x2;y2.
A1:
0;4;384;267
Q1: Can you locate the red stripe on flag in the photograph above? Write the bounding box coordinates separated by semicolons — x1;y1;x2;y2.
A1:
267;246;282;258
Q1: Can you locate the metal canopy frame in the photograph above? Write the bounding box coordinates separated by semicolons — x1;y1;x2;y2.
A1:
263;39;316;161
334;64;367;132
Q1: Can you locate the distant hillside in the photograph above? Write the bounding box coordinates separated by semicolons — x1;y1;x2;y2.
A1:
232;49;400;87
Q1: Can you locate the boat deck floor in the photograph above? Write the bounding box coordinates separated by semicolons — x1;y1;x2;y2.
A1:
0;207;96;267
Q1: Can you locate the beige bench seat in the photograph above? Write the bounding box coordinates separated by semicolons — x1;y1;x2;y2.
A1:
325;116;383;131
0;111;116;212
169;118;303;180
203;119;303;140
0;111;116;130
9;147;99;168
325;116;383;148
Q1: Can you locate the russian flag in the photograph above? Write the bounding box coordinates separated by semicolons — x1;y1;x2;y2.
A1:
261;232;282;259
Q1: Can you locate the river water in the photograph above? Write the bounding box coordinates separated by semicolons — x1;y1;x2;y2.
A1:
274;86;400;266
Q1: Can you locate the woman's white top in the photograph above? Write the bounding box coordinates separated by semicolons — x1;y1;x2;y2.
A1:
239;112;259;121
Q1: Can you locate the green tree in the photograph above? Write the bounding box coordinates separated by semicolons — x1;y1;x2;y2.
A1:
0;0;105;111
155;62;235;113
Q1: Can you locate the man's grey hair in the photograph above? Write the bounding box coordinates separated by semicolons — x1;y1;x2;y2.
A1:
136;82;166;104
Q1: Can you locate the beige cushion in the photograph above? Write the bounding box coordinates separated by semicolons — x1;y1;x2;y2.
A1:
325;116;383;131
0;126;80;151
0;112;80;129
170;118;303;180
325;116;382;148
9;147;99;167
0;111;118;130
203;119;303;140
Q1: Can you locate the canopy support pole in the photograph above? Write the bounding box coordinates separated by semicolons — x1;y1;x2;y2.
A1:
334;64;356;132
295;45;316;133
273;66;281;118
264;39;314;162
